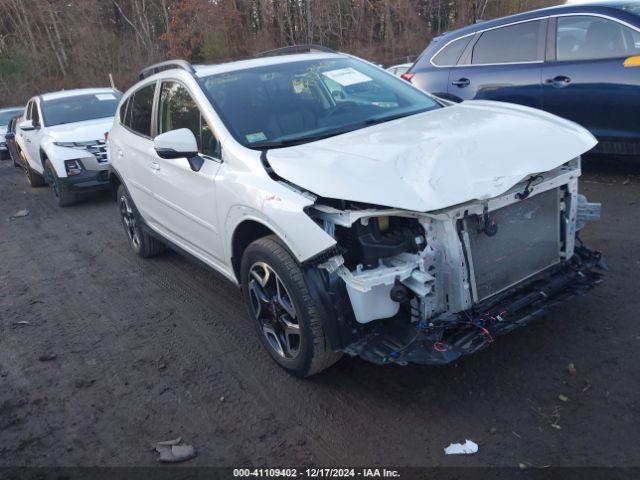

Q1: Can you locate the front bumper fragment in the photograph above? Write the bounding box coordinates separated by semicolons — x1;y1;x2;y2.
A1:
343;246;604;366
59;169;110;194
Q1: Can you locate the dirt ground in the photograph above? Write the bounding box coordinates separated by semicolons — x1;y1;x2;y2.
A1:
0;157;639;469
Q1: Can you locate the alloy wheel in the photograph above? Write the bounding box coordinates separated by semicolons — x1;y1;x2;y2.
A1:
119;194;140;248
248;262;301;359
45;168;59;198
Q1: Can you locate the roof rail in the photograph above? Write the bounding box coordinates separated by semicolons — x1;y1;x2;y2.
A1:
254;44;337;58
138;60;195;80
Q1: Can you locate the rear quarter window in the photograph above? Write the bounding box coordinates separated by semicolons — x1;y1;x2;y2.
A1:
119;97;130;125
431;35;473;66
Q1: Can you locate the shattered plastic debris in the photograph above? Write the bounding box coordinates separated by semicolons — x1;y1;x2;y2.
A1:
444;439;478;455
10;209;29;219
153;437;196;463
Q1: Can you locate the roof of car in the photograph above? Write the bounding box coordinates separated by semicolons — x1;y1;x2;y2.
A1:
193;52;346;78
39;88;119;102
435;0;640;42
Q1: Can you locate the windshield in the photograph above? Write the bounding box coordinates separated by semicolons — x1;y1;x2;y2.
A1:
0;108;23;126
200;57;441;149
42;92;122;127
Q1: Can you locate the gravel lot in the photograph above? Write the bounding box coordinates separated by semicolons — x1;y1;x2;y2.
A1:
0;157;639;469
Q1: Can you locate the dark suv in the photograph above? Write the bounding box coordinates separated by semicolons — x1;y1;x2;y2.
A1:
407;1;640;156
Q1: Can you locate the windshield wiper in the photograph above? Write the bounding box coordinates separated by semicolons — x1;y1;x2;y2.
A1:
250;108;432;150
363;109;429;126
252;128;356;149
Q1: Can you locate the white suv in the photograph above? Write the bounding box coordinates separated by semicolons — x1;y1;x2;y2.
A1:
0;106;24;159
16;88;121;206
108;48;603;377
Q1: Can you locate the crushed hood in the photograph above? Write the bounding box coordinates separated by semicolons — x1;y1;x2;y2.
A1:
46;117;114;143
266;100;597;211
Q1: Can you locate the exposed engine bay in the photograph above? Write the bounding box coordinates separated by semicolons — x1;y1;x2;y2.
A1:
303;158;604;365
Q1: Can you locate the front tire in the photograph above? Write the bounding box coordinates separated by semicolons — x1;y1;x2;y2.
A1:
24;155;45;187
44;161;75;207
117;185;166;258
241;235;342;377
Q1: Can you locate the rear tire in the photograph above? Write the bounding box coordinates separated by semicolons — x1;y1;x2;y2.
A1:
241;235;342;377
24;156;45;187
44;161;76;207
117;185;166;258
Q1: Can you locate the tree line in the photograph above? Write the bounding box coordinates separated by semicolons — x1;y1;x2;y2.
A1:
0;0;557;107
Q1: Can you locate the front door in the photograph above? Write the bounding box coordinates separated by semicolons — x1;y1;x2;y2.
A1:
542;15;640;146
447;18;546;109
19;101;45;172
150;80;223;263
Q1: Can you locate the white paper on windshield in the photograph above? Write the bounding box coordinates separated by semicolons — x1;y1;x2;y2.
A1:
322;68;372;87
95;93;116;101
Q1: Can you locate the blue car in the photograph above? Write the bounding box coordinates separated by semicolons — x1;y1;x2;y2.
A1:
407;1;640;156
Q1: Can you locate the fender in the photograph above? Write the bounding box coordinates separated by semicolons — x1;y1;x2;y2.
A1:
225;203;336;267
303;265;359;351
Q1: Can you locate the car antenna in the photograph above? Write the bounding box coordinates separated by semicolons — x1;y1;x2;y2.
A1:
109;73;116;90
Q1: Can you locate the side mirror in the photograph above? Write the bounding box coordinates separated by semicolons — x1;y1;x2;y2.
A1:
154;128;203;172
18;119;35;131
5;132;15;141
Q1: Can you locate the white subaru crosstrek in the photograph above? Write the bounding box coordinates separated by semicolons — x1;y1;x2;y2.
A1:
108;48;603;377
16;88;121;206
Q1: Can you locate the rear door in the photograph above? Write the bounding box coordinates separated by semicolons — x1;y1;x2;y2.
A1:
447;18;547;108
542;14;640;146
411;35;474;97
18;100;45;172
7;117;20;163
113;82;158;220
150;80;223;262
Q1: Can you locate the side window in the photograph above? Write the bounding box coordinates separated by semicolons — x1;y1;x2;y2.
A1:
556;16;640;61
432;35;473;66
158;81;220;158
472;20;543;64
25;101;33;120
128;83;156;137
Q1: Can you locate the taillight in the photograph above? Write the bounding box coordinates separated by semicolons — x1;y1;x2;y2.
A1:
400;72;415;82
104;131;109;141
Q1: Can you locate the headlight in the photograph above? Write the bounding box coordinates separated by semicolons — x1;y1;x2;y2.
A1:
54;141;78;148
64;159;84;176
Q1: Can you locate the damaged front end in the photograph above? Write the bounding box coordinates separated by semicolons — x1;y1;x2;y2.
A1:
304;158;604;366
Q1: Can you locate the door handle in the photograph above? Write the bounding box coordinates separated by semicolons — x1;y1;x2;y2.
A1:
451;78;470;88
117;148;124;158
150;161;160;171
26;139;31;143
545;75;572;87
